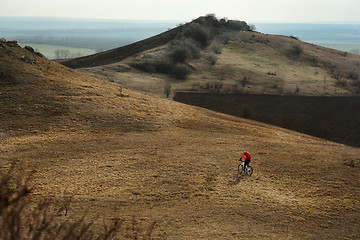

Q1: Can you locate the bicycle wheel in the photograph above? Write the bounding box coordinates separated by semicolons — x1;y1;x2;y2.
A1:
238;163;244;175
246;166;253;176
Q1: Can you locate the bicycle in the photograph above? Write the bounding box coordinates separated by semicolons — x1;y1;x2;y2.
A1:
238;160;253;176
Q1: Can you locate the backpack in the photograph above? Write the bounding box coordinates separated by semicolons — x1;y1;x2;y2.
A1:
244;152;251;160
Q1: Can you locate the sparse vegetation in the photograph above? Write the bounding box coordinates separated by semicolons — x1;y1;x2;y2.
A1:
239;76;250;91
267;71;277;76
128;15;253;80
0;168;159;240
0;170;123;239
170;46;192;63
248;24;256;31
164;82;172;98
335;74;347;87
211;44;222;54
291;44;303;56
55;49;71;59
206;53;218;65
170;63;191;79
54;48;86;59
183;23;209;48
348;71;359;81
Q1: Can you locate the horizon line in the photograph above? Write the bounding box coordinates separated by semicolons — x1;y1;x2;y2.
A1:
0;16;359;25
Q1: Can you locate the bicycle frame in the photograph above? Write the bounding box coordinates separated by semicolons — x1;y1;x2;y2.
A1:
238;160;253;175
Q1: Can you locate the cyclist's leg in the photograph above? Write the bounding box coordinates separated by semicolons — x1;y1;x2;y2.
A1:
245;159;250;172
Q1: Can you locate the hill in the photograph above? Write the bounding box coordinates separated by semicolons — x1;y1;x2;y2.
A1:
58;15;360;147
1;31;360;239
60;16;360;97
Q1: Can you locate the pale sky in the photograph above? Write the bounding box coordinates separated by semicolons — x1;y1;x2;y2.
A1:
1;0;359;23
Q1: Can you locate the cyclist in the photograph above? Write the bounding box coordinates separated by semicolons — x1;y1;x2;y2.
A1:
240;151;251;172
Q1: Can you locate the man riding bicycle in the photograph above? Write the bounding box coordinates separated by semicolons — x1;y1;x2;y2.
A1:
240;151;251;172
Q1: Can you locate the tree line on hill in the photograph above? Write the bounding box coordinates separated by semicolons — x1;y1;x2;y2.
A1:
130;14;254;80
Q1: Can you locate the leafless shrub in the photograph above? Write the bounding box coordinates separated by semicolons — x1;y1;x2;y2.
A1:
54;49;71;59
249;24;256;31
203;82;223;92
0;169;156;240
206;53;218;65
164;82;172;98
58;190;72;216
291;45;303;56
217;32;234;44
212;44;222;54
237;76;250;91
213;81;223;92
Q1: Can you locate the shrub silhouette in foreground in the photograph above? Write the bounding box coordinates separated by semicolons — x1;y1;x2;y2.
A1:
0;169;156;239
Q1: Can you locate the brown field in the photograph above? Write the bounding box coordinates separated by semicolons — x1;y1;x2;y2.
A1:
1;21;360;240
174;93;360;147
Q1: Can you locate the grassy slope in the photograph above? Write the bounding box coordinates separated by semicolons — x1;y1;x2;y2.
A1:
1;41;360;239
79;31;360;98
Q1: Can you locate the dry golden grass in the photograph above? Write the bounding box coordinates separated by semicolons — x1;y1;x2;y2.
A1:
1;40;360;239
80;31;360;98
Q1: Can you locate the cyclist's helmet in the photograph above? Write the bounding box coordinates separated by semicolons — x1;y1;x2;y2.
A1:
243;150;247;154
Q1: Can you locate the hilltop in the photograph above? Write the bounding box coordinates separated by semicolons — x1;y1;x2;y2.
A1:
1;22;360;239
59;15;360;97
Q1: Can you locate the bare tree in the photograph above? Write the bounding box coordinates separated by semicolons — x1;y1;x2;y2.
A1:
238;76;250;91
54;49;71;59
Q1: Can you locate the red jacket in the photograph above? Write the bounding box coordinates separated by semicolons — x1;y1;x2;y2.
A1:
241;152;251;161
